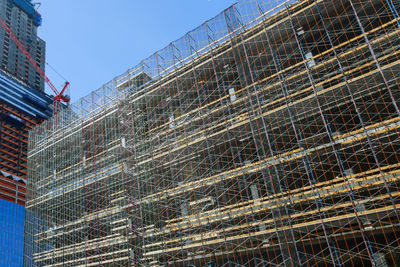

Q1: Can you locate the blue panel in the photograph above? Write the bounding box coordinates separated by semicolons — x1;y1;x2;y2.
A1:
12;0;34;16
0;199;25;267
11;0;42;26
0;70;53;119
33;11;42;27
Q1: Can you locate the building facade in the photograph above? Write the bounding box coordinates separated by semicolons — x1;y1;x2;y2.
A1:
0;1;51;266
25;0;400;266
0;67;52;267
0;68;51;204
0;0;45;92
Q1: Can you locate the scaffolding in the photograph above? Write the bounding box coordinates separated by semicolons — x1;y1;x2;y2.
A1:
24;0;400;266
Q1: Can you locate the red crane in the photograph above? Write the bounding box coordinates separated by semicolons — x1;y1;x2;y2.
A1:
0;18;70;114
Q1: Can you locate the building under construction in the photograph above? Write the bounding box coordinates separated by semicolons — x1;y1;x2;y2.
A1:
24;0;400;266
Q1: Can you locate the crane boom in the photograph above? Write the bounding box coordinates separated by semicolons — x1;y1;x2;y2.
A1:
0;17;70;112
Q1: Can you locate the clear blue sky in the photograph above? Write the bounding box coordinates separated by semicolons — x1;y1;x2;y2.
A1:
37;0;236;102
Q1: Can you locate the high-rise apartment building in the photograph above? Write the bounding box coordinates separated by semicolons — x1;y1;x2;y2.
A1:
24;0;400;266
0;0;51;266
0;0;45;91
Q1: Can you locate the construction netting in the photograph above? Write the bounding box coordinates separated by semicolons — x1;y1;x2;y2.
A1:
24;0;400;266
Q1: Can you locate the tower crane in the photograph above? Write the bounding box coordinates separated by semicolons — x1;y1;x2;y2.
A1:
0;18;70;114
